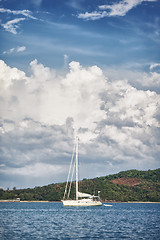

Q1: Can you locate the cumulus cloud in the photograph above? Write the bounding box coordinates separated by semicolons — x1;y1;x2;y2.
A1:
132;64;160;90
78;0;157;20
0;59;160;188
149;63;160;71
104;80;159;127
140;72;160;88
0;59;106;138
0;59;27;89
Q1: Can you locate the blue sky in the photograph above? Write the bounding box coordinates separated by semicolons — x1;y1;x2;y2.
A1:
0;0;160;189
1;0;160;70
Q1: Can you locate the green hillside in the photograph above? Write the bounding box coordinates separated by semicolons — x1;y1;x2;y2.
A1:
0;169;160;202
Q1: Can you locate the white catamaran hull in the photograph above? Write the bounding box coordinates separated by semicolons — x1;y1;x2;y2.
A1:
62;199;102;207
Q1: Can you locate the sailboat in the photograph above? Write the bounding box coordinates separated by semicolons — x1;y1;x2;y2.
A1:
62;136;102;206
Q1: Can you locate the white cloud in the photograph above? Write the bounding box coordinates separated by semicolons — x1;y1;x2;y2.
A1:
0;163;65;178
26;60;107;139
99;0;157;17
140;72;160;87
104;80;159;127
2;18;25;34
17;46;26;52
3;46;26;54
78;0;157;20
78;11;107;21
0;7;37;34
103;63;160;93
0;59;106;139
132;64;160;88
3;48;15;54
149;63;160;71
0;59;160;188
0;8;36;19
0;59;27;89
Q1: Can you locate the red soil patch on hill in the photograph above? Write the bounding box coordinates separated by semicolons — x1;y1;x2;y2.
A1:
111;178;142;186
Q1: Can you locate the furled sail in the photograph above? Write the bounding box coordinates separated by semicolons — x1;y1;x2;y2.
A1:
78;191;92;198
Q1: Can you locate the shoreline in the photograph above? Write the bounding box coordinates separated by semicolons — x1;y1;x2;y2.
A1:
104;202;160;204
0;200;160;203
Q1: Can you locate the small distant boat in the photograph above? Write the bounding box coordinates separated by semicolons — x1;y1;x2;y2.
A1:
62;136;102;207
104;204;112;207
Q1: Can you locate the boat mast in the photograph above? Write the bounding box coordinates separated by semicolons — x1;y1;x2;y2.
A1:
75;136;79;200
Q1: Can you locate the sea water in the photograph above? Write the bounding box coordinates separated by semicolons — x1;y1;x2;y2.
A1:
0;202;159;239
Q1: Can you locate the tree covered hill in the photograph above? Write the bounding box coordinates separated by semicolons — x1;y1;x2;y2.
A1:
0;169;160;202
